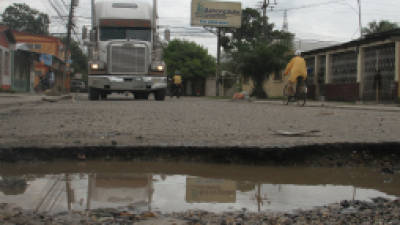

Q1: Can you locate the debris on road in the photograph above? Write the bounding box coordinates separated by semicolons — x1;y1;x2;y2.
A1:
274;129;321;137
42;95;72;103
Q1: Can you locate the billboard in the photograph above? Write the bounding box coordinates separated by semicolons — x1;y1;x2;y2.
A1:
191;0;242;28
186;177;236;203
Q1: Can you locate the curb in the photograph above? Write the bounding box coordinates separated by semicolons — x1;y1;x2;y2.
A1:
254;100;400;112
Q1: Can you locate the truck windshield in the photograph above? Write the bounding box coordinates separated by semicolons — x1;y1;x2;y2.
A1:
100;27;151;42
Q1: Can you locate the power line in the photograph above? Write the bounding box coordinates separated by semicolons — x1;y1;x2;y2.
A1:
269;0;346;12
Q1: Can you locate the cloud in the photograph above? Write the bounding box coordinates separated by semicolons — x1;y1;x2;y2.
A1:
1;0;400;56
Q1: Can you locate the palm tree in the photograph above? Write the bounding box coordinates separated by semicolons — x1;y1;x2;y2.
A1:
362;20;399;35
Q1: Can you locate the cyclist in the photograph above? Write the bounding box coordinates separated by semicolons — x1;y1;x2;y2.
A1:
284;50;308;97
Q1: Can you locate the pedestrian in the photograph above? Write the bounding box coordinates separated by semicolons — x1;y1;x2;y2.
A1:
172;71;183;98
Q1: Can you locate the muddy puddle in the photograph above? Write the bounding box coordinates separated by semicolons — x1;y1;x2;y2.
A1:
0;161;398;214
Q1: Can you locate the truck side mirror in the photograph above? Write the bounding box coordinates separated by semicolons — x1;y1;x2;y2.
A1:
90;29;97;42
82;26;88;40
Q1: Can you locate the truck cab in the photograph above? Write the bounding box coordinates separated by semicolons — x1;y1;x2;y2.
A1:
86;0;167;100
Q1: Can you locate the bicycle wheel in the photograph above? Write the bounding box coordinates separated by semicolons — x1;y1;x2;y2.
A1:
282;85;289;105
297;86;307;106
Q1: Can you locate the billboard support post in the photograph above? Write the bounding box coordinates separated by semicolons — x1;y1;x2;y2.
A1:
191;0;242;96
216;28;221;96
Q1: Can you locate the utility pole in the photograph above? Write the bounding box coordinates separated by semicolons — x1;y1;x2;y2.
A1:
261;0;277;39
153;0;158;49
216;28;221;96
357;0;362;38
63;0;76;93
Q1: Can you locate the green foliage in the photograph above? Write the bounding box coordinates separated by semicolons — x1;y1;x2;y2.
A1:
362;20;399;35
163;39;216;81
233;41;290;98
221;8;293;50
2;3;50;35
222;8;293;98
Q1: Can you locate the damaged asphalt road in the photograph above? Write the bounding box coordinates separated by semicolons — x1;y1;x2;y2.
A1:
0;94;399;149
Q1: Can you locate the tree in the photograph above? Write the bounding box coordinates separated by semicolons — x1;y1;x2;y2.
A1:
362;20;399;35
61;37;88;81
233;41;290;98
163;39;216;85
2;3;50;35
222;8;293;98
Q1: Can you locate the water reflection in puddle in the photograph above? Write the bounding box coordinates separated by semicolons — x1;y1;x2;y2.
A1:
0;161;398;214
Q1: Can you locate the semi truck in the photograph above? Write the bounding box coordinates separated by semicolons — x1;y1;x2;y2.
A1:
85;0;167;100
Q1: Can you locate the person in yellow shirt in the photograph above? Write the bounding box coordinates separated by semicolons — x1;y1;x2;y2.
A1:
284;50;308;96
171;72;183;98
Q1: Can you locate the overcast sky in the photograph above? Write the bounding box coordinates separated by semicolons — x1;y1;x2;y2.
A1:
1;0;400;56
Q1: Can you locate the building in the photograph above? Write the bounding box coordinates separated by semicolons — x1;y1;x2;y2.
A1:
303;29;400;102
240;30;400;102
12;30;70;93
0;26;13;91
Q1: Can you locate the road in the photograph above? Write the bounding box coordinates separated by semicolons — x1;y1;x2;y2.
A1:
0;93;399;148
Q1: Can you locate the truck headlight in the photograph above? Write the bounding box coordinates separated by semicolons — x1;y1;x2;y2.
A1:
151;63;165;72
91;63;99;70
157;65;164;71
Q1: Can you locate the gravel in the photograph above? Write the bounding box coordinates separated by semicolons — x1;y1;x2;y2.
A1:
1;198;399;225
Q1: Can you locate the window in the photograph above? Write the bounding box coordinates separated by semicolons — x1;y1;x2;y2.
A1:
100;27;151;42
26;43;42;50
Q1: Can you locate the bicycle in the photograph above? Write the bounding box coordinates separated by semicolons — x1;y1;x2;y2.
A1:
282;77;307;106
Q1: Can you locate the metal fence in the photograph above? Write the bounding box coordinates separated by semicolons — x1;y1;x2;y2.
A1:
363;43;396;101
331;51;357;84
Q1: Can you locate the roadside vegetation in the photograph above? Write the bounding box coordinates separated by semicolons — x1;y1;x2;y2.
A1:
220;8;294;99
362;20;399;35
163;39;216;95
2;3;50;35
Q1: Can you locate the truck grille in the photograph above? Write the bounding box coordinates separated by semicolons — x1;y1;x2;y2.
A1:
110;45;146;73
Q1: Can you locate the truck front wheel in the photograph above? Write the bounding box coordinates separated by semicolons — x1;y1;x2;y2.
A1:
89;88;100;101
155;90;166;101
100;92;108;100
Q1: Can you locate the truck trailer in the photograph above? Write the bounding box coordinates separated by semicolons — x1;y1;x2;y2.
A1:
85;0;167;100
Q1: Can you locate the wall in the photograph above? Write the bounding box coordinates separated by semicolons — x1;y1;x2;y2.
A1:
397;42;400;99
0;48;3;88
0;46;12;90
264;74;286;97
241;73;285;98
306;41;399;102
205;77;216;96
12;32;65;60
